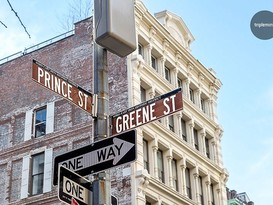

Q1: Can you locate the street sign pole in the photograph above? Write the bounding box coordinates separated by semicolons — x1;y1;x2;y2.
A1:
92;42;110;204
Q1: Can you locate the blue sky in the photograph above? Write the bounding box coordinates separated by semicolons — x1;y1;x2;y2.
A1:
1;0;273;204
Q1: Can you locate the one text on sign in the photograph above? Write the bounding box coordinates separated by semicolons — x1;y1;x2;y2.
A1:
58;166;91;205
32;59;97;116
111;88;183;135
63;176;88;204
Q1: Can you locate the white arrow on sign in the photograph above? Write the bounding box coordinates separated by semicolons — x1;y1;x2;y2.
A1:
61;138;134;172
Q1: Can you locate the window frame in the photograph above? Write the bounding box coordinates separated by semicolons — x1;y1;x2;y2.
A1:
138;43;144;57
200;97;206;113
189;88;195;103
205;137;210;158
171;158;178;191
157;149;165;183
210;183;215;205
185;167;192;199
177;77;183;89
143;139;149;172
34;106;47;138
168;115;174;132
151;55;158;71
140;86;146;102
164;66;171;83
193;128;199;150
199;176;204;205
181;119;187;141
31;152;45;196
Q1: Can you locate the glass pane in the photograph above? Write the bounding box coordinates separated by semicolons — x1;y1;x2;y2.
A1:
35;122;46;138
32;153;44;175
157;150;164;182
151;56;157;70
177;78;182;88
172;159;177;178
165;67;170;81
32;174;44;195
143;140;149;171
140;86;146;102
36;108;47;124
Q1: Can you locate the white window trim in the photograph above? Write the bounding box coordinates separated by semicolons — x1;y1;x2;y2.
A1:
24;102;54;141
43;148;53;193
20;148;53;199
46;102;54;134
24;110;33;141
20;155;30;199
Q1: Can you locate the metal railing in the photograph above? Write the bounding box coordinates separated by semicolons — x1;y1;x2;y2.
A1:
0;29;74;65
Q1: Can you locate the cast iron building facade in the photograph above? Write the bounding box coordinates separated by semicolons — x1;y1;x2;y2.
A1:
0;1;228;204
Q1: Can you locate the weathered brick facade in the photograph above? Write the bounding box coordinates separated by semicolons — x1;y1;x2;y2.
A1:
0;17;129;205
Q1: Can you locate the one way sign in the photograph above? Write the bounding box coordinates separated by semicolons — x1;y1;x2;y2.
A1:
53;129;136;185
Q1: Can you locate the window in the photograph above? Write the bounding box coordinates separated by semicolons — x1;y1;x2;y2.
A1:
138;43;143;57
181;119;187;141
151;55;157;70
140;86;146;102
199;176;204;205
143;139;149;172
24;102;54;141
157;149;164;183
171;159;178;191
34;107;47;138
31;153;44;195
193;128;199;150
189;88;195;103
205;137;210;158
168;116;174;132
201;97;206;113
165;66;171;82
210;184;215;205
185;167;192;199
177;77;183;88
20;148;53;199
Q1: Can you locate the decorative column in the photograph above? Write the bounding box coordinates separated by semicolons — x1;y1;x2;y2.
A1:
216;184;221;205
220;169;229;205
148;87;155;99
145;43;152;66
175;51;182;87
176;111;183;139
205;176;212;205
172;67;178;87
183;78;190;99
167;153;173;188
195;88;201;108
131;54;144;106
136;128;145;171
152;139;159;179
193;168;200;204
189;119;195;147
200;128;206;156
211;140;217;163
180;158;187;196
159;56;165;77
135;169;150;205
209;83;220;123
215;126;224;166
